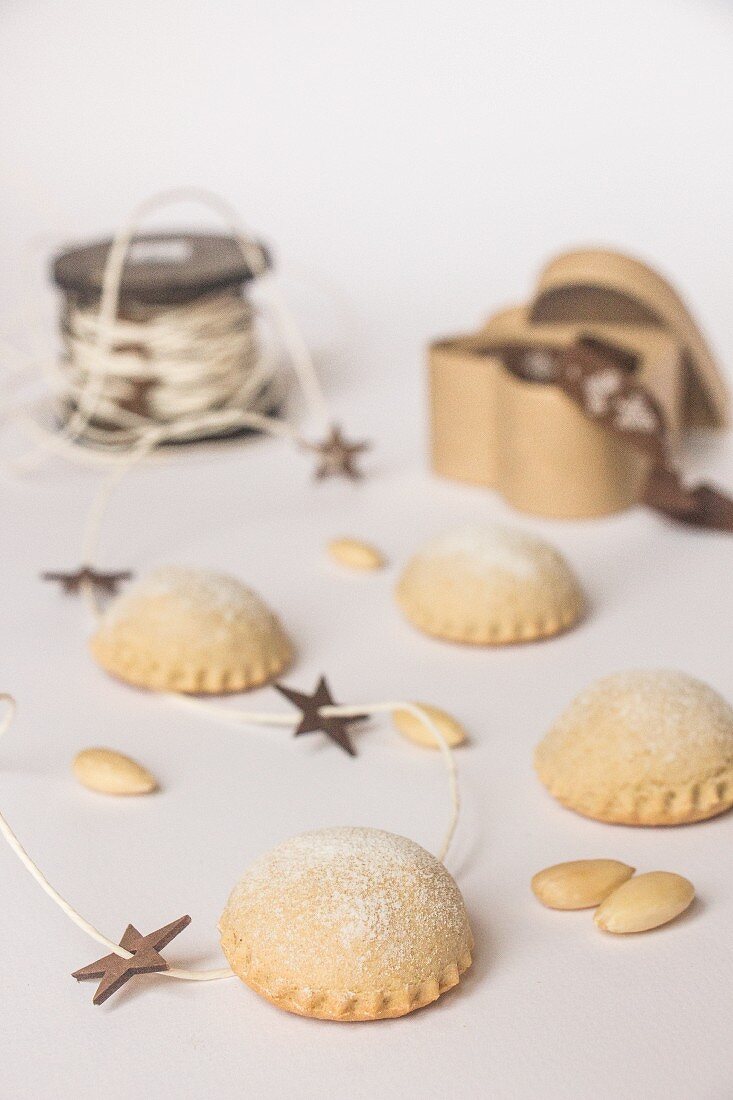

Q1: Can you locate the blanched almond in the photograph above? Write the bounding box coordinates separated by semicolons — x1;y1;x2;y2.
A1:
328;537;384;571
594;871;694;933
392;703;467;749
73;748;158;796
531;859;635;910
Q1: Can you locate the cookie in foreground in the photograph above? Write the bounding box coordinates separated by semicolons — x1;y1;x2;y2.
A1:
219;826;473;1020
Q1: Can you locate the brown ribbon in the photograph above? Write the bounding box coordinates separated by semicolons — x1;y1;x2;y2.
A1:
554;336;733;532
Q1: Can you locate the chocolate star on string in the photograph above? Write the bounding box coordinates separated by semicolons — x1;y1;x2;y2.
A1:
41;566;133;596
72;915;191;1005
274;676;366;757
304;424;370;480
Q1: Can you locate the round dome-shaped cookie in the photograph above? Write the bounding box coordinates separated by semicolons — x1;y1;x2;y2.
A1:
219;826;473;1021
396;524;584;645
90;566;293;694
535;670;733;825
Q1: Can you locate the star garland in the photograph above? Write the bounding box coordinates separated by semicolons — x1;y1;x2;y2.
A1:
73;916;191;1005
275;676;368;756
303;424;370;480
41;566;133;596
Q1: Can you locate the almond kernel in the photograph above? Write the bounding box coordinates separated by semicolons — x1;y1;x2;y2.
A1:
73;748;158;796
531;859;635;910
594;871;694;933
392;703;467;749
328;538;384;571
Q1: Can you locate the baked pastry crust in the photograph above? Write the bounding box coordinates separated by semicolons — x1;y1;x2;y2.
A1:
219;827;473;1021
90;566;292;694
535;670;733;825
396;525;584;645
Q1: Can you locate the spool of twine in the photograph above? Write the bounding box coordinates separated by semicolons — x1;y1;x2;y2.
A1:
52;226;283;449
13;188;331;462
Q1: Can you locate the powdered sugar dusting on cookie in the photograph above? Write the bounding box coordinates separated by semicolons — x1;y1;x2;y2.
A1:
101;566;275;629
556;670;733;766
421;525;543;579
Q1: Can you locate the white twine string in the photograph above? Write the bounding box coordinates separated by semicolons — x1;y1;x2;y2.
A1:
4;187;331;471
76;403;304;621
55;290;284;447
0;693;459;983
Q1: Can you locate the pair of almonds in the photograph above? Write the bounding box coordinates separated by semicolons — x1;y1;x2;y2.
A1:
532;859;694;934
73;748;158;796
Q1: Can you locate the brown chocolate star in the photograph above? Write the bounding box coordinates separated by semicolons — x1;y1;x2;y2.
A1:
72;915;191;1005
42;566;133;596
274;676;366;756
304;424;370;480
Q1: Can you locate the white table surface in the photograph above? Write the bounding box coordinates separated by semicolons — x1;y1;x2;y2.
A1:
1;373;733;1099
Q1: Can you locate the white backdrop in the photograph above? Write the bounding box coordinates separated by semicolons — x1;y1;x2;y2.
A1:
1;0;732;378
1;3;733;1099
